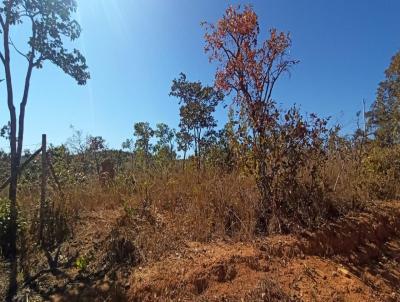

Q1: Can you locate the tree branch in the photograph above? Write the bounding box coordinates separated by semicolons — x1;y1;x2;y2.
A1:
17;15;37;162
0;51;5;66
0;14;5;30
9;38;28;60
221;44;234;60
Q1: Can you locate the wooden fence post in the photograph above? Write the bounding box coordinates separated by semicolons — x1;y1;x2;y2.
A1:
39;134;47;243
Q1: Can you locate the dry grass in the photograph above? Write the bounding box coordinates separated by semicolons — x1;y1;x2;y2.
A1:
1;144;400;301
5;143;400;272
109;168;260;262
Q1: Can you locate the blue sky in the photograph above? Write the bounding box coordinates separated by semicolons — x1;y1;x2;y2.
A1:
0;0;399;150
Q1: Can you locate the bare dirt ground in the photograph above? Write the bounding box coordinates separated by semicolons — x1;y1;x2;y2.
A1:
128;201;400;302
1;201;400;301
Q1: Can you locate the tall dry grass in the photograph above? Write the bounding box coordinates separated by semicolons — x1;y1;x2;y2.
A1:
5;141;400;265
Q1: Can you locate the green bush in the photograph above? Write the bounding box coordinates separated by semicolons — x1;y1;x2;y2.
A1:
0;198;27;256
0;198;12;256
0;198;26;257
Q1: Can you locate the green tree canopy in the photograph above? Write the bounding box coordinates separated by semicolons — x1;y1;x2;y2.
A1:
170;73;223;169
133;122;154;165
367;51;400;146
154;123;176;159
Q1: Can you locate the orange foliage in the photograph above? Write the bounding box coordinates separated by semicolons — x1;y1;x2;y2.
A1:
203;5;298;113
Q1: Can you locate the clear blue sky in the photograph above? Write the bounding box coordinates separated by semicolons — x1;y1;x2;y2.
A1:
1;0;399;150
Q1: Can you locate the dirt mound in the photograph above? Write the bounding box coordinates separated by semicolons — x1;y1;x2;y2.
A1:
300;202;400;258
128;243;382;301
128;201;400;301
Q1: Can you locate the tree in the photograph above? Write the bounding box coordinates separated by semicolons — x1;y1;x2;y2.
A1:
367;51;400;146
175;128;192;170
154;123;176;161
203;5;298;226
0;1;89;298
170;73;223;170
122;138;135;168
67;126;87;155
66;126;91;175
86;135;106;176
133;122;154;169
202;125;235;170
122;138;134;151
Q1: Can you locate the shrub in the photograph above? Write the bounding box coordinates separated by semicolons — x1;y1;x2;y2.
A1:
0;198;27;257
361;144;400;200
0;198;12;256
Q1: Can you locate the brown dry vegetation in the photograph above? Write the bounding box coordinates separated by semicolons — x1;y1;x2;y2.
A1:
0;162;399;301
2;177;399;301
1;4;400;302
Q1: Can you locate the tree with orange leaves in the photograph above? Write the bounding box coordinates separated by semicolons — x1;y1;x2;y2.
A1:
203;5;299;231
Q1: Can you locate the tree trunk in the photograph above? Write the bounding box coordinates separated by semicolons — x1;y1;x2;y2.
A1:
254;132;277;234
2;7;34;297
94;151;100;176
6;152;18;302
194;130;201;172
1;9;17;299
255;161;268;233
39;134;47;243
183;150;187;171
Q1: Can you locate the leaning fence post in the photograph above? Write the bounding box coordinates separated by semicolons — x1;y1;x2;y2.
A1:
39;134;47;243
